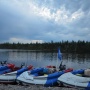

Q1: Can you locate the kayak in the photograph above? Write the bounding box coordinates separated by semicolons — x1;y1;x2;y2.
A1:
17;67;73;86
0;65;33;84
58;69;90;89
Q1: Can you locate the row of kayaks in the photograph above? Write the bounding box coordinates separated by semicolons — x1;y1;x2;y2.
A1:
0;63;90;89
0;63;72;86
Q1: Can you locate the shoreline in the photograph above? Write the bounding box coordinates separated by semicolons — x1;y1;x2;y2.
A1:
0;84;78;90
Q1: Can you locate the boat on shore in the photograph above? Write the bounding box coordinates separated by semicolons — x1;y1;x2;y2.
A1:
16;67;73;87
58;69;90;89
0;65;33;84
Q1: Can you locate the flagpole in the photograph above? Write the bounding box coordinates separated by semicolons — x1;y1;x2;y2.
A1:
56;53;59;70
57;47;62;71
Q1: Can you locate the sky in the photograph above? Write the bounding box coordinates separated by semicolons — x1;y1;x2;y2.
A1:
0;0;90;43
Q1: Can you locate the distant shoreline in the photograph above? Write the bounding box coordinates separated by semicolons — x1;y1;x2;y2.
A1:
0;41;90;54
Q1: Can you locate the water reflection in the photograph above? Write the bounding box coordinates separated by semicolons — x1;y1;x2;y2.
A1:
0;49;90;70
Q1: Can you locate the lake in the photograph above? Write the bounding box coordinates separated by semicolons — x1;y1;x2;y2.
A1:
0;49;90;70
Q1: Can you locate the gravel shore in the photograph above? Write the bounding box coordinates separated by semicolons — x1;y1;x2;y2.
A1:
0;84;78;90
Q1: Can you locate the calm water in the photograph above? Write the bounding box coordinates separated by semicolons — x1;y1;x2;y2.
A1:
0;49;90;70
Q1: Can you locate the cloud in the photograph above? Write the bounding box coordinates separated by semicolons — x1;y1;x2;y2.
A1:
0;0;90;43
9;37;43;43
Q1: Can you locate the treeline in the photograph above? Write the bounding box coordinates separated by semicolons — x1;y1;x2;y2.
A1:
0;40;90;53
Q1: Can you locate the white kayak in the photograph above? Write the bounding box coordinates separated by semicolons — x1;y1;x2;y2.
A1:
58;69;90;89
17;67;73;86
0;65;33;84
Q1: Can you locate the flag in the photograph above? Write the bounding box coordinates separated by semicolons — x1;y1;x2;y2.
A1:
58;48;62;60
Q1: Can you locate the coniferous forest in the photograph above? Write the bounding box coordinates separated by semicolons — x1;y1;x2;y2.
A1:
0;40;90;54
